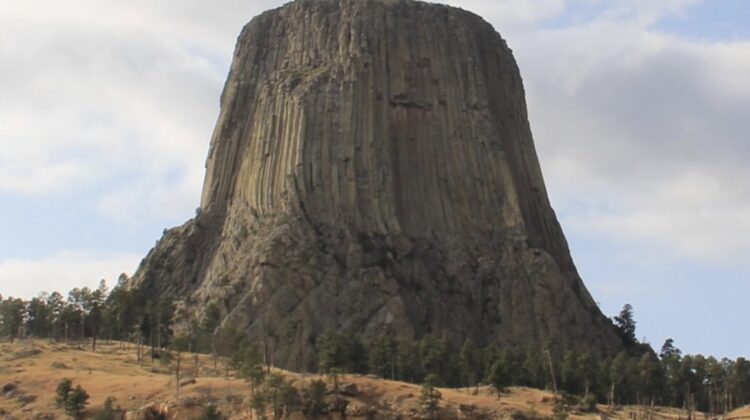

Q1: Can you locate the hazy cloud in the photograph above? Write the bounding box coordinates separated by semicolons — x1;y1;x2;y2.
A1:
0;251;142;299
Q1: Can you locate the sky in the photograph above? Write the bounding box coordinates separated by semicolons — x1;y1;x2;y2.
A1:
1;0;748;358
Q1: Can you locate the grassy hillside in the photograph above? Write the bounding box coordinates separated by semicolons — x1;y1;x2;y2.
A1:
0;339;738;419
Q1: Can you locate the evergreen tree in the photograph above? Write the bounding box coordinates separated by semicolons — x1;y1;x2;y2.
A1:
55;378;73;407
200;301;221;355
459;339;483;390
561;351;582;395
613;304;637;344
264;373;286;418
26;294;52;337
84;280;108;351
65;384;90;419
198;404;226;420
704;356;727;415
575;352;598;399
156;297;176;349
660;338;681;360
730;357;750;406
46;291;66;339
237;343;265;394
489;356;513;398
302;379;328;416
280;379;301;416
637;353;663;405
397;340;423;383
250;392;267;420
0;297;26;342
317;332;367;374
522;345;546;389
419;373;441;419
609;351;632;405
103;275;139;342
66;288;88;341
418;334;454;385
659;338;684;407
92;396;118;420
369;335;397;379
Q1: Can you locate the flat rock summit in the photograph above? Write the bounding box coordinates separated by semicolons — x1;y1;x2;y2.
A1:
131;0;625;368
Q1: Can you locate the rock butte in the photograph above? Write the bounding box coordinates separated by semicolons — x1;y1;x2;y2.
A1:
131;0;625;369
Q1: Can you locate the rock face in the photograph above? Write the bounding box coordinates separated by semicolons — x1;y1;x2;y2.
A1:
131;0;624;368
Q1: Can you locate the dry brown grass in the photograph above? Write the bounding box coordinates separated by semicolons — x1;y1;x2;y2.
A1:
0;339;730;419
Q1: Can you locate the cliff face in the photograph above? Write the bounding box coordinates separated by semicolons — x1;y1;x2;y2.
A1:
132;0;624;368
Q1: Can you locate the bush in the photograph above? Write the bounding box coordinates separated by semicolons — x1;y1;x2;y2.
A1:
552;395;569;420
198;404;226;420
330;396;349;415
65;385;90;420
92;396;118;420
419;373;441;418
159;350;174;365
55;378;72;407
302;380;328;416
579;394;598;412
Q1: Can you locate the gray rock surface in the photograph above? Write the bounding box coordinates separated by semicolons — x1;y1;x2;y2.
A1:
130;0;624;368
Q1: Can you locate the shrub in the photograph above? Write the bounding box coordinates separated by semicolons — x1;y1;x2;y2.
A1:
92;396;118;420
419;373;442;419
579;394;598;412
55;378;72;407
302;379;328;416
552;395;569;420
65;385;89;420
198;404;226;420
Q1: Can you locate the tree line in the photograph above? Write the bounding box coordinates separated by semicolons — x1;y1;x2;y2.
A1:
2;281;749;416
0;276;220;362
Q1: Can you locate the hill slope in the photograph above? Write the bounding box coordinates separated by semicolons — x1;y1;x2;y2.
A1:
0;339;725;419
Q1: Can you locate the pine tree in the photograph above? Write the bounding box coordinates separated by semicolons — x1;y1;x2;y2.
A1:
613;304;637;344
561;351;582;395
201;301;221;360
522;345;546;389
489;357;512;398
575;352;598;399
638;353;664;406
302;379;328;416
264;373;286;418
198;404;226;420
84;280;108;351
459;340;482;391
397;340;423;383
419;373;441;419
92;396;118;420
0;297;26;342
46;292;65;339
55;378;73;407
280;380;301;416
27;294;52;338
660;338;681;360
250;392;267;420
609;351;634;405
65;385;90;420
238;343;265;394
369;335;397;379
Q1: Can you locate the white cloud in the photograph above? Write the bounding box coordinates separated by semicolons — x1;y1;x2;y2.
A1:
502;11;750;267
438;0;566;26
0;0;283;217
0;251;142;299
